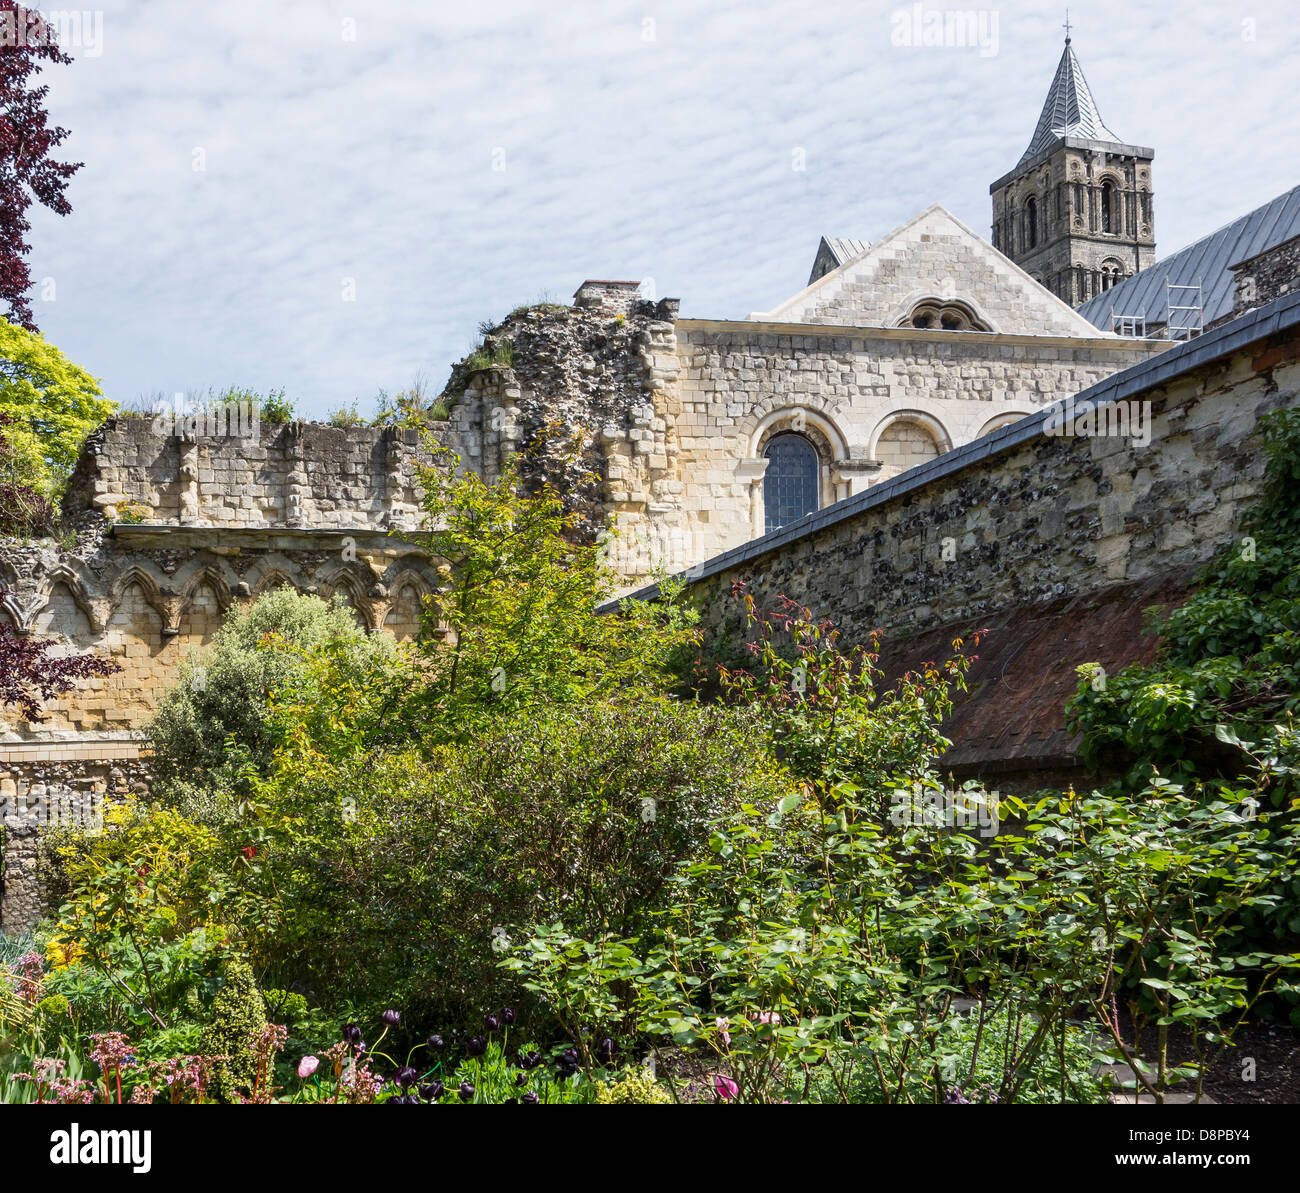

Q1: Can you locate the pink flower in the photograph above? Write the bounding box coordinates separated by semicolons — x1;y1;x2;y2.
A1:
297;1056;319;1079
713;1074;739;1100
714;1017;731;1048
752;1011;781;1026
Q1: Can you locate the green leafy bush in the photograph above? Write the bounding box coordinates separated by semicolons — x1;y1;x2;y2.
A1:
220;696;783;1020
506;592;1300;1104
397;442;700;747
199;956;268;1103
595;1070;671;1104
147;587;401;822
0;318;114;496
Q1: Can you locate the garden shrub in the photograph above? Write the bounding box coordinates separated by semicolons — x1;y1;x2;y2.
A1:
200;956;268;1103
147;587;402;822
394;440;700;750
595;1070;671;1104
511;772;1300;1103
226;696;785;1021
45;798;223;973
506;596;1300;1104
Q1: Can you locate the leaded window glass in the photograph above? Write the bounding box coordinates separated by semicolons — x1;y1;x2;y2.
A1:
763;433;819;533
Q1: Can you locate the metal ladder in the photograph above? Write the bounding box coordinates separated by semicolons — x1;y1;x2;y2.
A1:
1165;279;1203;340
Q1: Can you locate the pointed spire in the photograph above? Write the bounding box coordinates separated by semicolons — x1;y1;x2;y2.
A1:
1017;36;1122;166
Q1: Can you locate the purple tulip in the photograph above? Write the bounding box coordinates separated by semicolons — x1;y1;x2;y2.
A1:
484;1012;500;1032
555;1048;580;1078
458;1081;475;1102
427;1034;444;1050
381;1009;401;1028
522;1091;539;1105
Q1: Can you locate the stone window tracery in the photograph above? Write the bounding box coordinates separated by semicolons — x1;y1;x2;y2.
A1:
900;298;990;333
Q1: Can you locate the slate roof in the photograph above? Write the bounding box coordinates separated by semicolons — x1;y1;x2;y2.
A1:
1018;38;1122;167
1077;184;1300;333
821;237;869;266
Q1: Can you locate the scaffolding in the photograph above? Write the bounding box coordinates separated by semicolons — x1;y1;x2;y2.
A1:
1109;307;1147;337
1164;279;1204;340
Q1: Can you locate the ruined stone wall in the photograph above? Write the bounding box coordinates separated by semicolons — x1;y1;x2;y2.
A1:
0;422;449;929
441;296;690;582
0;750;152;932
0;526;442;742
0;418;452;746
65;420;431;531
444;295;1161;590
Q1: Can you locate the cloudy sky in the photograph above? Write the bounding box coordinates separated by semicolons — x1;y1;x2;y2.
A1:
21;0;1300;419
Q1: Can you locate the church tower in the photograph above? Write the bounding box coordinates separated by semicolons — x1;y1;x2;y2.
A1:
990;32;1155;308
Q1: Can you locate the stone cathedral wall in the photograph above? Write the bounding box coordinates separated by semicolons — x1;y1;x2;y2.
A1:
641;295;1300;786
450;285;1162;589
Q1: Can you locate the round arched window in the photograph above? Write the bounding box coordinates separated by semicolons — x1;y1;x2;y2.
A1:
763;433;820;533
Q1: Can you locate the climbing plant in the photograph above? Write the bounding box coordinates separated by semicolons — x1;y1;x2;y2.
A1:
1067;405;1300;945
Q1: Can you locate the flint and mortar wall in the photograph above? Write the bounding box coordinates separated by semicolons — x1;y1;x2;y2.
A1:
0;752;152;932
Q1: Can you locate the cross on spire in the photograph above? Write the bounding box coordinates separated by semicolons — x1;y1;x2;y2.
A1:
1063;10;1072;44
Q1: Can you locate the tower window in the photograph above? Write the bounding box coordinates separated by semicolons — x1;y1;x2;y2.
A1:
1026;197;1038;249
763;433;820;533
1101;181;1114;234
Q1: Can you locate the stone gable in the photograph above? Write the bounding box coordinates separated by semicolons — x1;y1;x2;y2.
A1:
751;206;1103;337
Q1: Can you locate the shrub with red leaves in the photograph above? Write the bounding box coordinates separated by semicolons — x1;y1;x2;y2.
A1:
0;599;118;721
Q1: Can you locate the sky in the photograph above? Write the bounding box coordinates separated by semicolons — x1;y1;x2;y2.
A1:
19;0;1300;419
